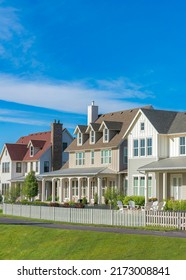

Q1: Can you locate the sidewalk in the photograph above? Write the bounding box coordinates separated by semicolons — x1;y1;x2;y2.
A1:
1;216;186;238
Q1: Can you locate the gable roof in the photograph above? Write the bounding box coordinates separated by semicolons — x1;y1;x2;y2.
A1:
66;105;153;152
5;143;28;161
141;108;177;134
168;112;186;134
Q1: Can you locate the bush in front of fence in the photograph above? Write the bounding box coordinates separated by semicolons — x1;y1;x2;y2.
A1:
123;196;145;207
165;200;186;211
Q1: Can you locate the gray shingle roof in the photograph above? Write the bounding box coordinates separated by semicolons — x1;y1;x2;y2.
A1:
138;156;186;171
141;108;177;134
66;106;152;152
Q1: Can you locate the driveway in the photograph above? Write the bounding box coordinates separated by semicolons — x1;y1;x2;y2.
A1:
1;216;186;238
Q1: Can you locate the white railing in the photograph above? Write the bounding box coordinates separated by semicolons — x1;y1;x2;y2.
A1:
3;204;186;230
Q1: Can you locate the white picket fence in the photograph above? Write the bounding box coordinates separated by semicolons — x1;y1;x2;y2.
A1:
2;203;186;230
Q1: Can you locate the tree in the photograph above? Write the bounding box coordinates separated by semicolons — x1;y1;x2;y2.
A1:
22;171;38;201
104;187;118;209
7;184;21;203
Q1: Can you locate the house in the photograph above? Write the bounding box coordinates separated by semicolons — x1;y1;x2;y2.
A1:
0;121;73;199
40;102;152;203
124;107;186;203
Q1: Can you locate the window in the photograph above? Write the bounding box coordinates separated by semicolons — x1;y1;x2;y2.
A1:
2;162;10;173
91;150;94;165
180;137;186;155
30;162;33;171
72;180;78;196
123;146;128;164
133;175;152;196
133;140;138;157
30;145;34;157
148;176;152;197
140;139;145;156
140;122;145;131
16;162;22;173
101;150;112;164
36;161;39;172
62;142;68;151
2;183;9;195
133;177;138;195
82;179;87;197
25;163;27;173
64;181;69;198
90;130;95;144
44;161;49;172
77;132;82;145
103;128;109;142
147;138;152;156
76;152;85;165
140;177;145;196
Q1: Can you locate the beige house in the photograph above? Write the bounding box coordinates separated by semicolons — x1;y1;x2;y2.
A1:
40;102;151;203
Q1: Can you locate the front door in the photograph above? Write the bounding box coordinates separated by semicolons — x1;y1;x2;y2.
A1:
171;175;182;200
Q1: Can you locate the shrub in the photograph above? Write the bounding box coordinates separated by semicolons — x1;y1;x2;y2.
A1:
49;202;60;207
165;200;186;211
82;197;88;205
123;196;145;206
75;203;85;208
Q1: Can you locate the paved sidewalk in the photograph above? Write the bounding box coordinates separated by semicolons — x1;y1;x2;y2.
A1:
1;216;186;238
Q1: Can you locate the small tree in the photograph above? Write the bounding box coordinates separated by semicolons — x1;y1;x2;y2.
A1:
22;171;38;201
8;184;21;203
104;187;118;209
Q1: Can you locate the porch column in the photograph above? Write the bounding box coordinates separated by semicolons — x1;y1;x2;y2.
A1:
41;179;46;202
78;177;81;200
97;177;102;204
145;173;149;205
52;179;56;202
59;178;63;203
87;177;91;203
155;172;160;200
163;172;167;200
69;178;72;201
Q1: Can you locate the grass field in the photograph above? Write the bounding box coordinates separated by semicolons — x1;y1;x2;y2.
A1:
0;224;186;260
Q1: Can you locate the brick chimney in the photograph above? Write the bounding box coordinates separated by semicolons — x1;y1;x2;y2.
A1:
51;120;63;171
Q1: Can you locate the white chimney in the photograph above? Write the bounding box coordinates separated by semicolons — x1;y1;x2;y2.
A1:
88;101;98;125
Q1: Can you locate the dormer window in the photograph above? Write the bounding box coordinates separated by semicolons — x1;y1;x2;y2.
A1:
78;132;82;145
30;145;34;157
90;130;95;144
103;128;109;142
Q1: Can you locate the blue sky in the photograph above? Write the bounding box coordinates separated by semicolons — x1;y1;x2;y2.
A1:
1;0;186;149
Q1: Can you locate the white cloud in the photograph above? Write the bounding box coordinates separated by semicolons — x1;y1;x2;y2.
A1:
0;75;153;114
0;7;23;41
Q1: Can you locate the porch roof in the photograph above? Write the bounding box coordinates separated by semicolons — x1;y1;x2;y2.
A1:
138;156;186;172
39;167;116;178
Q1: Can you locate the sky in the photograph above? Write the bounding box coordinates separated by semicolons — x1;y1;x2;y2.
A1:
1;0;186;150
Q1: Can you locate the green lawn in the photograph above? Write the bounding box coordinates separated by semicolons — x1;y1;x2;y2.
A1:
0;224;186;260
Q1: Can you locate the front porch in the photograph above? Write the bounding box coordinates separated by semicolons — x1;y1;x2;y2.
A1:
139;156;186;203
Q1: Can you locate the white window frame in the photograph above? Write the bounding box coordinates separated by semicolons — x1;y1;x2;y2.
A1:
180;136;186;155
76;152;85;166
147;137;152;156
90;130;95;144
133;175;152;197
30;145;34;157
140;122;145;131
101;149;112;164
133;139;139;157
140;139;145;157
77;132;83;146
103;127;109;143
